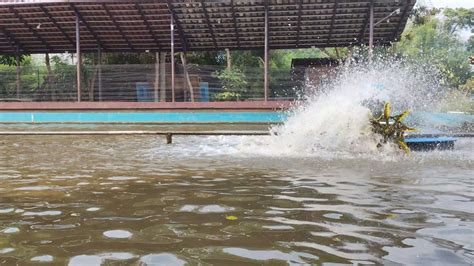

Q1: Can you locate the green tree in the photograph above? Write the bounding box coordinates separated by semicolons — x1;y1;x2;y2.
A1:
443;8;474;35
395;7;472;89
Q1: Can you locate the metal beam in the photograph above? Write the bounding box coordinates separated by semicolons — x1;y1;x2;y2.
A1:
358;0;374;45
326;0;338;46
9;7;51;50
39;5;75;47
392;0;412;41
135;3;162;50
70;4;106;50
171;15;175;102
98;45;102;102
167;1;188;52
76;14;81;102
229;0;241;48
103;4;134;51
2;42;390;55
154;52;159;102
295;0;303;47
200;0;218;49
16;52;20;99
264;0;269;102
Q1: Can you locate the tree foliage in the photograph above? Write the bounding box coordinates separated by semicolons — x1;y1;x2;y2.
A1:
0;54;31;66
394;6;473;89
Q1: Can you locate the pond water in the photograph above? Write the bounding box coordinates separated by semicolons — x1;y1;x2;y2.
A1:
0;133;473;265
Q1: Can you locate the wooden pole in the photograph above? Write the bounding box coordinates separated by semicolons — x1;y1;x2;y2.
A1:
98;46;102;101
166;133;173;144
226;48;231;70
264;3;269;102
170;16;175;102
368;0;374;64
15;52;20;99
160;52;167;102
154;52;159;102
180;52;194;102
75;14;81;102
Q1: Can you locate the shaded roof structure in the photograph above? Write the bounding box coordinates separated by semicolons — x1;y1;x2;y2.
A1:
0;0;415;54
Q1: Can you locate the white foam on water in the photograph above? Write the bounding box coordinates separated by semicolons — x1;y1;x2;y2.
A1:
2;227;20;234
235;59;468;160
103;229;133;239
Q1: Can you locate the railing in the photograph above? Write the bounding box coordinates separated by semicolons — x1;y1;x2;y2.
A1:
0;64;301;102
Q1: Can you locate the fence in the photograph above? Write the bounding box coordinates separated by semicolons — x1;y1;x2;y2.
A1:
0;63;301;102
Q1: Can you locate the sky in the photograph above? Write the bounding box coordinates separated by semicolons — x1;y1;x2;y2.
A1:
424;0;474;8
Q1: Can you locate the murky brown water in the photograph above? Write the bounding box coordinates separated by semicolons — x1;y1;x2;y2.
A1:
1;132;473;265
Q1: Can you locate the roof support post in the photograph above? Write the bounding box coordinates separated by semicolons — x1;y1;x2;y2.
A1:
226;48;232;70
171;16;175;102
160;52;167;102
368;0;374;64
71;4;106;50
154;52;160;102
16;52;21;99
97;45;102;102
180;52;194;102
167;1;188;52
264;2;269;102
76;14;81;102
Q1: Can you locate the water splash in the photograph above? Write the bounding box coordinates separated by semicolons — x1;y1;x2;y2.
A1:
239;58;448;158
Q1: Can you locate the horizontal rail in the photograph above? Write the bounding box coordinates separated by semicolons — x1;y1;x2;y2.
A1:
1;131;471;137
0;130;271;136
0;130;272;144
0;131;471;144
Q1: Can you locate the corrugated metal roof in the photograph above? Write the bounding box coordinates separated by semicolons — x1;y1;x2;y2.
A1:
0;0;415;54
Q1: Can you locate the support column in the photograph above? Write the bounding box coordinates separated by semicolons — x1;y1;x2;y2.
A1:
170;16;175;102
368;0;374;64
160;52;167;102
15;52;20;99
154;52;160;102
226;48;231;70
180;52;194;102
263;4;269;102
76;14;81;102
98;46;102;101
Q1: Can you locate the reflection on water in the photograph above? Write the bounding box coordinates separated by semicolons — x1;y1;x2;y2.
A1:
0;134;473;265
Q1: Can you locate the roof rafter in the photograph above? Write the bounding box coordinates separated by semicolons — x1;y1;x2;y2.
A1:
70;4;106;50
39;5;75;47
9;6;51;50
392;0;412;41
102;4;134;51
229;0;241;48
0;27;26;53
295;0;303;47
200;0;218;49
0;0;413;54
135;3;162;50
326;0;338;46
